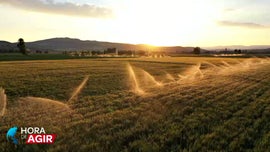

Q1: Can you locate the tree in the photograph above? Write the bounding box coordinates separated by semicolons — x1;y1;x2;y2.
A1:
234;49;242;54
193;47;201;54
17;38;27;55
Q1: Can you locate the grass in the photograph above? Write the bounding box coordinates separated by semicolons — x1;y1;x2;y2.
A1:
1;53;268;62
0;53;137;62
0;53;77;61
0;56;269;151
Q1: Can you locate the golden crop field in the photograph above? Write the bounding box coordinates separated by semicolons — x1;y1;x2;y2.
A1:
0;57;270;151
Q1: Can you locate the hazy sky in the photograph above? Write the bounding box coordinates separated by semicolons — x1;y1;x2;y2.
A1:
0;0;269;46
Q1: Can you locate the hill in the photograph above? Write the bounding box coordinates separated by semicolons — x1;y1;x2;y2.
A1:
1;38;270;54
0;38;194;53
204;45;270;50
0;41;16;52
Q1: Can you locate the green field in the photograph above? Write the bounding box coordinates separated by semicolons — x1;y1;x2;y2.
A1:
0;56;270;151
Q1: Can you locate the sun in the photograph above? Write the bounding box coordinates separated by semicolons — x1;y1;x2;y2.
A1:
110;0;221;46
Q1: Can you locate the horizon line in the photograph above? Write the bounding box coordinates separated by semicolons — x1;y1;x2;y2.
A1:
1;37;270;49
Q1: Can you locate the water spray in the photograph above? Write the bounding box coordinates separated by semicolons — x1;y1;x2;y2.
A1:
0;87;7;116
22;97;70;109
221;61;232;67
127;63;144;95
202;61;220;69
68;75;89;102
165;73;176;82
142;70;163;87
178;63;204;80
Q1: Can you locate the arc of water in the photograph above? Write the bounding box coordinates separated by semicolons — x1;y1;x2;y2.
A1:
127;63;144;95
141;70;163;87
0;87;7;116
68;75;89;102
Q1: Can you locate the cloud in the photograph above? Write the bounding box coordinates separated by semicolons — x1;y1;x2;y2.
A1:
217;20;269;29
0;0;113;18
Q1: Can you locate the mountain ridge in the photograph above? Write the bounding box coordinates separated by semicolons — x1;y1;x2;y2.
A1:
0;37;194;53
0;37;269;53
204;45;270;50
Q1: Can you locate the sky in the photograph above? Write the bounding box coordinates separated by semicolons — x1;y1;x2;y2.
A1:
0;0;270;47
